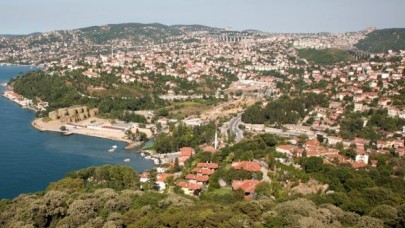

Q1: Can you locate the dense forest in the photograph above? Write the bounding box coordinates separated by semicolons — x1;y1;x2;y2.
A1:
242;93;329;125
355;28;405;53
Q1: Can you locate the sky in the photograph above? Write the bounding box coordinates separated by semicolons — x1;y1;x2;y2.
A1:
0;0;404;34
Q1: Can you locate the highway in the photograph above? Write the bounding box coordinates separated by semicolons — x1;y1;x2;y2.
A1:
228;113;244;142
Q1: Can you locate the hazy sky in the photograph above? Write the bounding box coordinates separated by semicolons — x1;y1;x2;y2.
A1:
0;0;404;34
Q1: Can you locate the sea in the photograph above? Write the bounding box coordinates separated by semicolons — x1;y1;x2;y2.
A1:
0;65;154;199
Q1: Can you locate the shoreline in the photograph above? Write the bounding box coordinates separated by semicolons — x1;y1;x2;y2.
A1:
0;63;38;67
31;118;143;150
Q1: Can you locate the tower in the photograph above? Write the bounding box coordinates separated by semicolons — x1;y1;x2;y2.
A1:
214;129;218;150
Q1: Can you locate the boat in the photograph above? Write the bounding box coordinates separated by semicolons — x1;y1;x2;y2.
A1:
108;148;115;152
112;145;118;149
123;158;130;162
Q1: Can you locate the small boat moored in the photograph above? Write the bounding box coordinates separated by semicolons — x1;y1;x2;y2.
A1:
123;158;130;162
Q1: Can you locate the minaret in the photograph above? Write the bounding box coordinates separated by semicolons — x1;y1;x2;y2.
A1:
214;129;218;150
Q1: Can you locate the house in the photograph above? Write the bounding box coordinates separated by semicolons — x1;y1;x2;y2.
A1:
232;180;260;200
185;174;209;184
177;181;202;196
353;138;370;147
305;139;320;150
192;168;215;175
326;136;343;145
370;160;378;167
387;107;399;117
276;145;298;156
232;161;261;172
354;103;363;112
378;98;391;107
355;154;369;164
200;145;217;153
377;140;387;149
192;162;219;175
348;160;367;170
196;162;219;170
178;147;195;166
156;173;179;190
140;172;150;183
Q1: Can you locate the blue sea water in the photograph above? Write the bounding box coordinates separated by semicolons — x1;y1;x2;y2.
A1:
0;65;154;199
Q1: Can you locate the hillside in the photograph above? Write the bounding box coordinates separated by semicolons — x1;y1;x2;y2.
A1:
2;23;220;45
297;48;354;65
0;165;386;227
78;23;182;44
355;28;405;53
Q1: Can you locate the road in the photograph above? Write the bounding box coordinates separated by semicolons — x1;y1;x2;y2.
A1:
228;113;244;142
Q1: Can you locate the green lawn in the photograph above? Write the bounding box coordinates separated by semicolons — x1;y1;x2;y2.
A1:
212;188;232;195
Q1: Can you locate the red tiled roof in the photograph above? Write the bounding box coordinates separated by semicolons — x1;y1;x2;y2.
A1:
277;145;297;151
180;147;194;157
232;161;261;172
306;148;321;157
185;174;209;182
192;168;215;175
200;145;217;153
305;139;320;149
177;181;203;190
157;173;179;182
349;160;367;169
197;162;219;169
232;180;260;193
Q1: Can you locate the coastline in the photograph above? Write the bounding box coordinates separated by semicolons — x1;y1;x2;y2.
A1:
0;62;38;67
31;118;142;150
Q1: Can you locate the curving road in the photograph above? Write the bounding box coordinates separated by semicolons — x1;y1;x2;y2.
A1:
229;113;244;142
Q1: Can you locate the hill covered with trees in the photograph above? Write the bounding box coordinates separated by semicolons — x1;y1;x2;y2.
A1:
355;28;405;53
297;48;354;65
242;93;329;125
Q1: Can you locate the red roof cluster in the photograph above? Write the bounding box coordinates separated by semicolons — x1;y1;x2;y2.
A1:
232;161;261;172
232;180;260;193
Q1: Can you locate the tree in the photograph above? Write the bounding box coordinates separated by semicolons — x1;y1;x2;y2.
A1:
173;158;180;172
369;205;398;226
302;157;324;173
255;182;273;198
